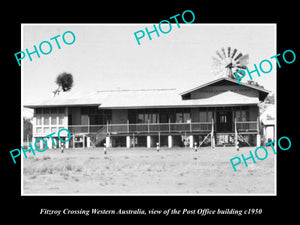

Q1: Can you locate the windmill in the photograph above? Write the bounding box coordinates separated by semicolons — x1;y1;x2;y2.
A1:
211;47;249;80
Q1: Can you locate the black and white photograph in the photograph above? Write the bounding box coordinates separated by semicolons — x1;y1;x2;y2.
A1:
21;24;276;195
4;5;299;219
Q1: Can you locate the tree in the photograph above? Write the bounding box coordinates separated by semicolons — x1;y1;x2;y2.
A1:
53;72;74;96
259;92;275;114
23;117;32;142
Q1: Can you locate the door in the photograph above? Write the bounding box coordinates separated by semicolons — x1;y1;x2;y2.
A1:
216;111;232;132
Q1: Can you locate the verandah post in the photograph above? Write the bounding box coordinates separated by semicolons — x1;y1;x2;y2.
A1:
106;120;108;133
211;118;215;149
235;118;239;151
256;116;261;147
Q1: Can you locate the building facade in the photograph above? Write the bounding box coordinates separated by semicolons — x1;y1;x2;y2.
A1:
25;77;270;149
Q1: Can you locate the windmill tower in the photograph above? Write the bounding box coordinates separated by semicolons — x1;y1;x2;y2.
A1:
211;47;249;80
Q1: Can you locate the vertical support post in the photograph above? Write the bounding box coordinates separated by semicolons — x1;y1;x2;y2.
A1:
168;118;171;133
65;138;69;149
189;135;194;148
105;136;111;148
32;137;36;146
211;118;215;149
87;136;90;148
47;137;52;149
72;135;75;149
158;132;160;146
148;120;150;133
126;136;130;148
133;133;135;148
147;135;151;148
256;116;261;147
235;118;239;151
168;135;172;148
106;120;108;133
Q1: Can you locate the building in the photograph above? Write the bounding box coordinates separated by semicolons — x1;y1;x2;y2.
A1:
261;105;275;144
24;77;270;149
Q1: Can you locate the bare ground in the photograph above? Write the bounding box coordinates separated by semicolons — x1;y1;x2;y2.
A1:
22;146;275;195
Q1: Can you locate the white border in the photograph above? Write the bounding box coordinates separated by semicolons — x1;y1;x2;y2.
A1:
21;23;277;196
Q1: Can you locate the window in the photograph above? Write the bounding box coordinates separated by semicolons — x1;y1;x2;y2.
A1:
200;111;213;122
59;116;64;125
36;127;42;133
36;116;42;125
220;114;227;123
44;116;49;125
137;113;159;123
81;115;89;125
176;113;183;123
51;115;57;125
43;127;50;133
183;113;191;122
51;127;57;133
199;111;206;122
241;111;247;121
207;111;213;122
176;112;190;123
137;114;144;123
144;114;150;123
152;114;158;123
236;110;247;121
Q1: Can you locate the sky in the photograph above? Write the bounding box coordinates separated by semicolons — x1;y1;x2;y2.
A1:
22;24;276;107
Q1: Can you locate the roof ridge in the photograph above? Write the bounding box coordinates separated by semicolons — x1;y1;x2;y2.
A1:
96;88;177;92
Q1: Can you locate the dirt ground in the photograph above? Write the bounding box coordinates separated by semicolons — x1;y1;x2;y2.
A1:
22;146;275;195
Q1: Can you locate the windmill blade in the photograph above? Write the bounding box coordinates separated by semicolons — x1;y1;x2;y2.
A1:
236;54;249;67
211;57;224;77
228;47;231;57
216;50;224;59
231;48;237;58
234;52;243;61
212;56;222;64
221;48;226;58
212;56;224;66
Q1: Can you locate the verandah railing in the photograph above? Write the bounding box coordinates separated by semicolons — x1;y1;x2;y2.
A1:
236;121;258;132
68;121;258;134
68;122;212;134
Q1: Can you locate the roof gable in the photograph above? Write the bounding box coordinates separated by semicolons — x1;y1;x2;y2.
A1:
180;77;270;101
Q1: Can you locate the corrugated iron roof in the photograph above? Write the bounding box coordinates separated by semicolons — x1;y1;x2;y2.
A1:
24;88;259;109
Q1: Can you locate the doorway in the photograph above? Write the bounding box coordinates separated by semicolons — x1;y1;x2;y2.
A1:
216;111;232;132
